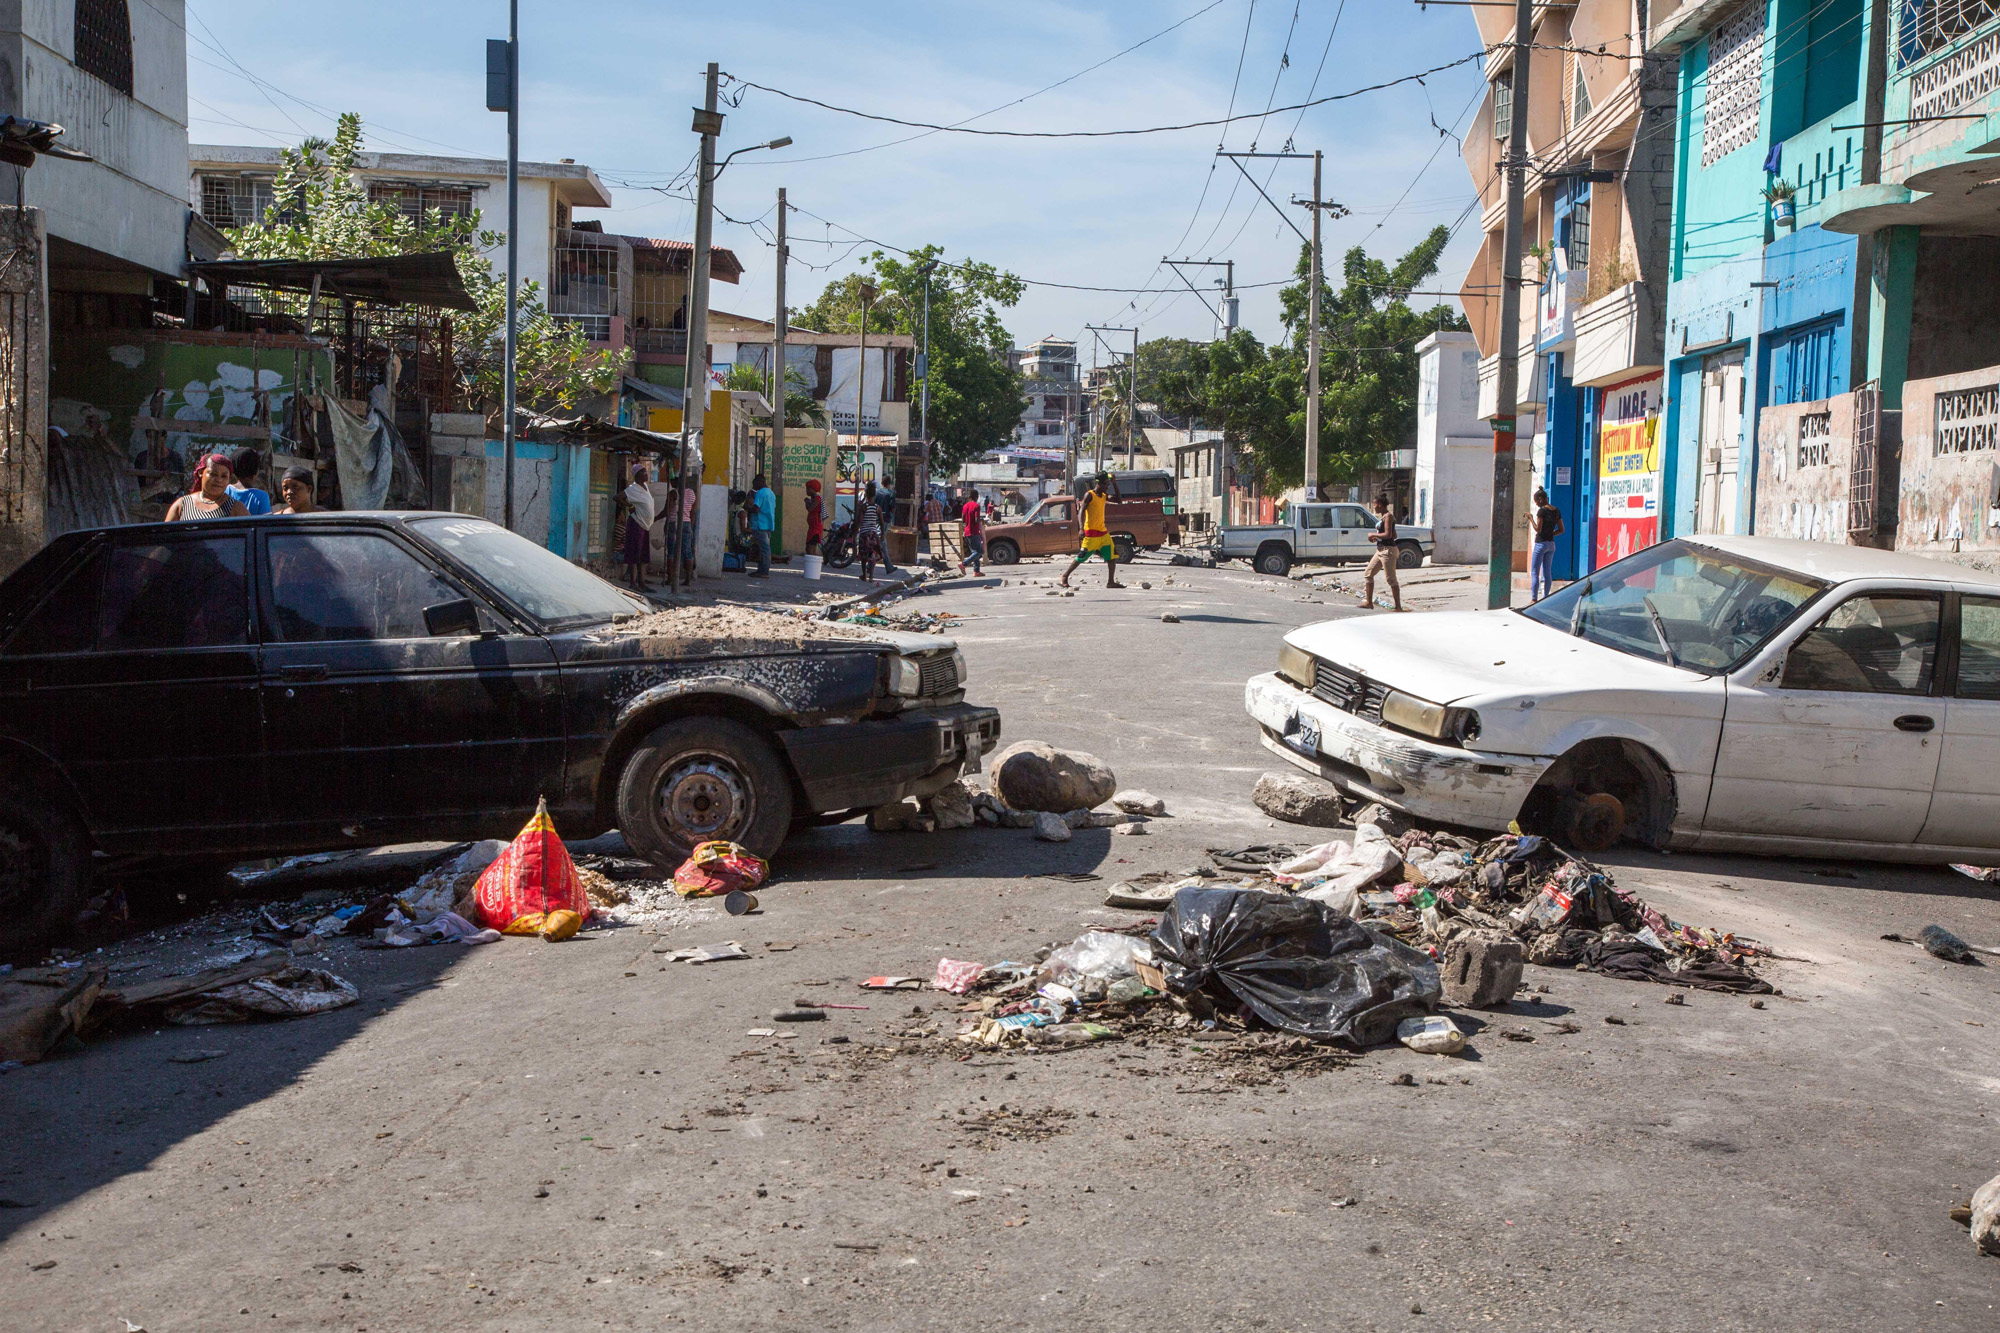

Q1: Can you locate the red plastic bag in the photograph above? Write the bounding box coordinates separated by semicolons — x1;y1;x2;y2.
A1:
474;798;590;929
673;841;768;899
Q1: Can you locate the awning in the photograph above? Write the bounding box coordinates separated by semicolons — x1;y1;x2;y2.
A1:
622;376;684;408
185;252;479;311
518;409;683;451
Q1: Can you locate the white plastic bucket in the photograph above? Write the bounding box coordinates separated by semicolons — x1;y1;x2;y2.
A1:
802;554;824;580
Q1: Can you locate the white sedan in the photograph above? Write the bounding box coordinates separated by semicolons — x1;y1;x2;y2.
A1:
1245;535;2000;863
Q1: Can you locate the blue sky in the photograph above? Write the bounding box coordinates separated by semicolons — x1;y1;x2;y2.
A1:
185;0;1490;351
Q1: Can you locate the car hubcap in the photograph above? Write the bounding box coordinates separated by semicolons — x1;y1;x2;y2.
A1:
657;754;752;843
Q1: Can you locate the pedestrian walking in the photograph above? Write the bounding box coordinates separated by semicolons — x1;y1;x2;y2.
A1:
959;488;985;575
165;453;249;521
1531;487;1564;602
1360;493;1404;612
1058;474;1124;590
672;479;698;585
804;478;825;556
857;482;887;584
749;472;776;578
621;463;656;591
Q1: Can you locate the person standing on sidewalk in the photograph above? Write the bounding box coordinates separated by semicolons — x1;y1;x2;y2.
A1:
1360;493;1404;612
1059;474;1124;590
959;488;985;576
857;482;887;584
749;473;776;578
1530;488;1564;602
621;463;657;591
804;478;825;556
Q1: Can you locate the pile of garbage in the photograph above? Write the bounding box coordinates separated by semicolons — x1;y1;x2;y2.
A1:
835;606;961;634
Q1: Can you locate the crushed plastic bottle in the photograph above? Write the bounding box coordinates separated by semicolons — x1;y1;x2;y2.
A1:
1395;1013;1466;1055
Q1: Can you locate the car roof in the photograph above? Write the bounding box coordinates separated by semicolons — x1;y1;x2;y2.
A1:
1685;533;2000;588
63;511;459;538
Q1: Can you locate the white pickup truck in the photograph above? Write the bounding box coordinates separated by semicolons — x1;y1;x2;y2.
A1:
1215;502;1434;576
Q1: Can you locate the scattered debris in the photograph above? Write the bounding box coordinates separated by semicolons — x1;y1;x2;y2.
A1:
1396;1014;1466;1055
1160;613;1180;623
1112;790;1167;816
655;942;751;964
1032;812;1072;842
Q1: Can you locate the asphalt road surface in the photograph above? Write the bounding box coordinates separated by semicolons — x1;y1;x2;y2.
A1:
5;559;1999;1331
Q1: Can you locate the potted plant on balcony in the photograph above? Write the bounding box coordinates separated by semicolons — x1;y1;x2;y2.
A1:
1763;179;1797;227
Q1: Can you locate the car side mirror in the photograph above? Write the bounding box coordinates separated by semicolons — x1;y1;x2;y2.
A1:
423;598;481;637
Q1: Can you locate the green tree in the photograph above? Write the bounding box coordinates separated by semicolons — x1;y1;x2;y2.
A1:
724;361;827;428
226;113;627;416
1134;336;1203;410
795;246;1027;471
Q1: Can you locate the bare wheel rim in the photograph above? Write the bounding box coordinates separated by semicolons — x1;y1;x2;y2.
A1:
656;752;754;844
0;819;45;915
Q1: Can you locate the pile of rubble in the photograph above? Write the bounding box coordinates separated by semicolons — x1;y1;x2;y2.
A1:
867;740;1162;837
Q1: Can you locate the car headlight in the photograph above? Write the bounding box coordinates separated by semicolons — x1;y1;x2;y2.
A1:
1278;642;1315;689
1444;707;1481;745
1380;688;1446;737
951;649;967;686
888;655;922;697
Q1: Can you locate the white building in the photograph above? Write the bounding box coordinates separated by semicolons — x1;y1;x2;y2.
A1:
189;145;613;316
1414;331;1493;564
1012;336;1077;449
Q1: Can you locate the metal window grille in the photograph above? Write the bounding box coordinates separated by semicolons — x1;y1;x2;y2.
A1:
1849;381;1880;536
1493;72;1513;141
366;183;475;229
1908;23;2000;118
1900;0;2000;67
73;0;133;96
1702;1;1767;169
549;233;619;318
199;176;275;230
1797;412;1833;468
1568;194;1592;270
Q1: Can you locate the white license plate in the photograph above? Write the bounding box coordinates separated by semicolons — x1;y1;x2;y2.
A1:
1285;713;1320;757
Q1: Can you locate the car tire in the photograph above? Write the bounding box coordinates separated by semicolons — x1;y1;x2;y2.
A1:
617;716;795;866
0;779;92;954
1112;534;1139;563
987;538;1019;566
1255;544;1292;577
1396;542;1424;569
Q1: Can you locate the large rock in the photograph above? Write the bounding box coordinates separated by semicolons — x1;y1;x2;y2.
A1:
992;741;1116;814
1440;933;1525;1009
925;781;976;831
1112;790;1167;816
1974;1172;2000;1256
1032;812;1072;842
1252;771;1345;827
1352;801;1415;837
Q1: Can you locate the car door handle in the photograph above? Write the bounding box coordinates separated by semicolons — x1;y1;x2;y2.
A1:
1894;714;1936;733
278;664;329;682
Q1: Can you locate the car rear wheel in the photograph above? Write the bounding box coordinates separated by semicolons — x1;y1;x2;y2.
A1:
1560;791;1625;853
1396;541;1424;569
986;538;1019;565
0;780;92;955
1255;544;1292;577
617;716;795;866
1112;534;1138;563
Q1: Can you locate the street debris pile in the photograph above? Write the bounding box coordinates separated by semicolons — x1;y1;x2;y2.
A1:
867;740;1159;836
836;606;962;634
612;603;878;647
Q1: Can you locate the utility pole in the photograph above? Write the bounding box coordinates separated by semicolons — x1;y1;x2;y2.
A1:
1487;0;1532;608
1217;150;1346;498
685;62;722;590
771;186;788;557
485;5;519;531
856;281;876;495
1163;257;1233;333
1083;323;1136;476
917;261;936;444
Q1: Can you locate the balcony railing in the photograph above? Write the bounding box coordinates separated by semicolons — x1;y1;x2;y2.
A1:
633;326;688;355
553;313;612;343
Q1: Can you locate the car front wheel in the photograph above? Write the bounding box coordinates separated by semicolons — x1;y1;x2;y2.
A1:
1396;542;1424;569
617;716;795;866
0;780;92;954
1255;544;1292;577
986;538;1019;565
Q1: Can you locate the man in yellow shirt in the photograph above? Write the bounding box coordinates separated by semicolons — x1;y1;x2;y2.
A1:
1059;473;1125;590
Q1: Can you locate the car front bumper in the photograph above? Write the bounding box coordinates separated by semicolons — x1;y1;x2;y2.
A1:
781;701;1002;813
1243;671;1546;831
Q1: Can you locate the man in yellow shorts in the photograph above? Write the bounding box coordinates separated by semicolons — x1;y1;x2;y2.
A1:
1059;473;1125;589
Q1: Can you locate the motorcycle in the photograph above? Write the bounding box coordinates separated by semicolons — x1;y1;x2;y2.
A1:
821;517;857;569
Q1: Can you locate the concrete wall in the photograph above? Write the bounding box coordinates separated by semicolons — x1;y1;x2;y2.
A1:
1755;392;1855;543
0;209;48;577
1416;332;1490;562
4;1;189;279
1897;364;2000;572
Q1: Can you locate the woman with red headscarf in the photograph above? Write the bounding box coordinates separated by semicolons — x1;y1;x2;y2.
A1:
165;453;249;522
804;477;825;556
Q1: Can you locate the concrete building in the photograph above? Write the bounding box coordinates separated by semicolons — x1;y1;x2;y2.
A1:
1159;427;1228;534
1013;336;1078;449
1459;0;1678;579
1414;332;1496;563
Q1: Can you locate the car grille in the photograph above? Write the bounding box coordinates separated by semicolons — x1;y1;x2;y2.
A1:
918;656;959;696
1312;659;1388;723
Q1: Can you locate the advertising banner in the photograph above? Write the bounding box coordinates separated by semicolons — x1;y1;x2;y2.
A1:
1596;417;1660;566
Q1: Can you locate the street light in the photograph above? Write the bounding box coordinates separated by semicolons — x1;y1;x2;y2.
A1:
716;136;792;176
915;261;938;447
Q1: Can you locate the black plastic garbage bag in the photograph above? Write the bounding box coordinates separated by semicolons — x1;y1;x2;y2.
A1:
1150;887;1440;1045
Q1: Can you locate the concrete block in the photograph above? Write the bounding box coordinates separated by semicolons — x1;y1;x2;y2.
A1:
431;412;487;437
430;434;481;458
1440;932;1524;1009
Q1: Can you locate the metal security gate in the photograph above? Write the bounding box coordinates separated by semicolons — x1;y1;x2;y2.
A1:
0;208;47;578
1849;380;1880;537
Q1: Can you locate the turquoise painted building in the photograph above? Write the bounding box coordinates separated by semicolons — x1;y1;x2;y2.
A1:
1654;0;1879;541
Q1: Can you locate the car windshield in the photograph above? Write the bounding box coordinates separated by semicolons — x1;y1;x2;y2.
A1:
409;517;647;628
1521;539;1826;673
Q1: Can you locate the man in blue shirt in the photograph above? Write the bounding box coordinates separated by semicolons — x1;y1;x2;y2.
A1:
749;473;776;578
227;447;273;515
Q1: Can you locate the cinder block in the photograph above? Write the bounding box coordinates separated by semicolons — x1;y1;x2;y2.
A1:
430;412;488;438
1441;932;1525;1009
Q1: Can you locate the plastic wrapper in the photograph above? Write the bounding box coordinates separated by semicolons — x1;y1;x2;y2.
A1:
1278;825;1402;914
673;841;769;899
473;798;589;929
1149;886;1441;1046
1044;931;1152;982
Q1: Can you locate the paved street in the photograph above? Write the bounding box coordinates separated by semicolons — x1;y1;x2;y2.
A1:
5;559;1999;1331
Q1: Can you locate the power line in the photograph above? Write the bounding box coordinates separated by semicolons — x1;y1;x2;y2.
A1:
720;51;1487;140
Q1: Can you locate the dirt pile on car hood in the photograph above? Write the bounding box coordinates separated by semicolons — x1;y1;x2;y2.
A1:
608;605;883;651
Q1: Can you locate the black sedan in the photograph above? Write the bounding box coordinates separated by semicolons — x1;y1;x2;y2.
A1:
0;513;1000;948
